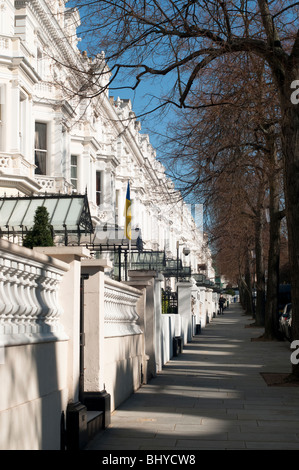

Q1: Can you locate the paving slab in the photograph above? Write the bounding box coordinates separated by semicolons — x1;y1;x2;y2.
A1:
85;303;299;451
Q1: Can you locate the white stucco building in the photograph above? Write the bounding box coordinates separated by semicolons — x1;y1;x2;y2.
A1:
0;0;215;282
0;0;224;450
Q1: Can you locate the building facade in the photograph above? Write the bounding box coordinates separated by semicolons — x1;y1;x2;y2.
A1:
0;0;215;282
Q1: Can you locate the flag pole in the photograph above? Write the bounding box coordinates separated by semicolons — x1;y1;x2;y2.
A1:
128;180;131;270
125;180;132;271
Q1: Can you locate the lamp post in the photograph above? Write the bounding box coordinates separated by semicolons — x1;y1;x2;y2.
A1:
176;241;190;283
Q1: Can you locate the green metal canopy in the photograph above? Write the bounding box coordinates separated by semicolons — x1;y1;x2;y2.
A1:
111;248;191;281
0;193;94;241
127;251;191;277
129;250;167;271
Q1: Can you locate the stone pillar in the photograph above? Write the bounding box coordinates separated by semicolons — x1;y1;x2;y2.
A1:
154;272;164;373
190;278;200;334
206;288;213;323
80;259;112;393
127;270;158;380
198;286;207;327
177;281;193;345
33;246;90;403
124;275;150;384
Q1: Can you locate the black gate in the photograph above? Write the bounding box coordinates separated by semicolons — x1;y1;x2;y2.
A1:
162;289;178;314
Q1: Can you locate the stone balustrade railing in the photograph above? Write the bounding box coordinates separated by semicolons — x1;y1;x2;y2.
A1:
0;152;35;178
34;175;73;194
0;35;10;55
104;277;142;337
0;240;69;346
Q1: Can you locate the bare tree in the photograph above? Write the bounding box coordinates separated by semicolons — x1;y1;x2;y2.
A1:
71;0;299;378
163;53;286;332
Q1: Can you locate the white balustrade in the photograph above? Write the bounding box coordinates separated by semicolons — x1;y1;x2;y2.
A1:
0;240;68;345
34;82;55;99
0;152;34;178
104;277;142;337
34;175;73;194
0;35;10;54
35;175;57;193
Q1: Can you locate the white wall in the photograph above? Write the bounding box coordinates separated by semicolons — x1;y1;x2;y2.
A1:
0;240;71;450
0;341;68;450
102;277;146;411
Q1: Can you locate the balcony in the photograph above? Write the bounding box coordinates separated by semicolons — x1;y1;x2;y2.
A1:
34;175;73;195
0;152;40;194
0;35;10;56
0;152;34;177
0;153;74;195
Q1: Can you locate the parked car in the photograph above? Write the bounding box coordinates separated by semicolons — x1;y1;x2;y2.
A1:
279;303;292;340
285;309;293;342
278;284;291;317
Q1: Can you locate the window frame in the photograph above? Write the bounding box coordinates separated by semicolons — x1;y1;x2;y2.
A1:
34;122;47;175
70;154;78;191
96;171;102;206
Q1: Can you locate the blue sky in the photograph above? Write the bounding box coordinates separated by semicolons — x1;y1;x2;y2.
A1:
69;0;177;153
107;70;178;154
70;1;190;198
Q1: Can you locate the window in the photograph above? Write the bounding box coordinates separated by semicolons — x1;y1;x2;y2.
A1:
70;155;78;191
96;171;102;206
0;86;3;152
35;122;47;175
115;189;119;223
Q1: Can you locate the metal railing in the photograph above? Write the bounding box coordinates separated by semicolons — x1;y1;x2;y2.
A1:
162;289;178;314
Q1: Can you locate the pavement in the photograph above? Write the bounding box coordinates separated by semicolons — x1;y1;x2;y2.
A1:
85;303;299;451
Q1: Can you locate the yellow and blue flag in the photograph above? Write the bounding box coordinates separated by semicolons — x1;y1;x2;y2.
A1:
124;181;131;240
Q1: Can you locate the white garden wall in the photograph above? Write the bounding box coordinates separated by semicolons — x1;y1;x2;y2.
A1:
0;240;70;450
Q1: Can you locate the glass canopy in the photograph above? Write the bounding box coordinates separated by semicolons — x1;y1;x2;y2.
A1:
0;193;94;238
110;248;191;281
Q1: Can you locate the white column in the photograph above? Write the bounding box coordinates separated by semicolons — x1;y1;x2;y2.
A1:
26;95;33;167
191;279;200;331
34;246;90;403
82;149;91;197
177;281;193;344
9;80;20;153
127;270;158;380
52;117;62;176
0;84;7;152
81;259;112;392
198;286;207;327
154;272;164;372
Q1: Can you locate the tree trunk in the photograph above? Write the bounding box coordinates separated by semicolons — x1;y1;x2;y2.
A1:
264;167;282;339
263;130;282;340
254;204;266;326
243;247;254;316
280;70;299;378
238;278;244;308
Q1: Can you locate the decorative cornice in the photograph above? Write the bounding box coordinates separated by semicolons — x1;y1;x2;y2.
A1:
15;0;82;71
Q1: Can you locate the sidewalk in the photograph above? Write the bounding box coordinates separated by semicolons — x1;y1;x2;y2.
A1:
86;303;299;450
